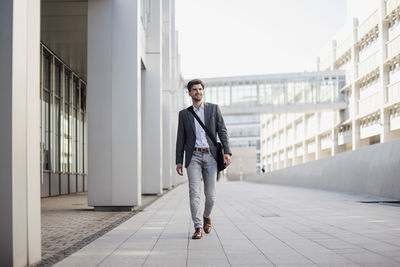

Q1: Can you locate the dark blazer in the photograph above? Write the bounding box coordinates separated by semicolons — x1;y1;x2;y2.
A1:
176;102;231;168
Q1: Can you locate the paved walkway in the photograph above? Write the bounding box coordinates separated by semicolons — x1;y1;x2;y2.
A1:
55;182;400;267
40;192;157;265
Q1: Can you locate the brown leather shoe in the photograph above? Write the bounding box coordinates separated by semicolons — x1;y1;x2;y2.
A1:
203;216;212;234
192;227;202;239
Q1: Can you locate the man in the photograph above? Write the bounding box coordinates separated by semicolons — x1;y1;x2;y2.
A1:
176;79;232;239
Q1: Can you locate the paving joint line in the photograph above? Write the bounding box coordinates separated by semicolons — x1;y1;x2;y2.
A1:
212;211;233;267
185;216;191;267
216;200;276;267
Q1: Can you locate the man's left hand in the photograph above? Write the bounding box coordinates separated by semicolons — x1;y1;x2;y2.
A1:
224;154;231;167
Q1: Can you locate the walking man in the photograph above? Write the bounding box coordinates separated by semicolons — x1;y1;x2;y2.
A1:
176;79;232;239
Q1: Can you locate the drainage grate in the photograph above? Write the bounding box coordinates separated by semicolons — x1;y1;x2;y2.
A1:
261;213;280;218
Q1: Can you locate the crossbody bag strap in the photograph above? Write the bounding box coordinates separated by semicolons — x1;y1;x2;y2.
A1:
187;106;219;147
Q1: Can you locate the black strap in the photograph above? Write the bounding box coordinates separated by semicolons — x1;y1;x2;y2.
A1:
188;106;220;147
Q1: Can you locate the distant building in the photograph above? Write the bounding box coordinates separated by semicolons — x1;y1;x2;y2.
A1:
260;0;400;172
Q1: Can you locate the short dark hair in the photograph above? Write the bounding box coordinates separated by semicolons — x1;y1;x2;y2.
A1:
186;79;205;91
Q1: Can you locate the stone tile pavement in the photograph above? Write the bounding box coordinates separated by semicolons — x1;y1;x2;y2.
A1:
54;182;400;267
39;192;158;266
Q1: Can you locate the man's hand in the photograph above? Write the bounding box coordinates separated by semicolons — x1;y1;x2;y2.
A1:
176;164;183;176
224;154;231;167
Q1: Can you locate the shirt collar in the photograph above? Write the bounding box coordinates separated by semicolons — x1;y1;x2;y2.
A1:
192;102;204;111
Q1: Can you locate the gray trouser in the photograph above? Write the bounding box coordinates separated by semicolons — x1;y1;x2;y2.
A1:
187;151;218;229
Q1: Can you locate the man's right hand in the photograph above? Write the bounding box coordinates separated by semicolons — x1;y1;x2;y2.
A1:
176;164;183;176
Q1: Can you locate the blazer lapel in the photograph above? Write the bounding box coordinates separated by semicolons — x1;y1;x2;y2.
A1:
187;109;196;135
204;102;212;130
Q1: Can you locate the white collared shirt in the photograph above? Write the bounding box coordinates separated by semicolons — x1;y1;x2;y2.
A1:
193;102;209;148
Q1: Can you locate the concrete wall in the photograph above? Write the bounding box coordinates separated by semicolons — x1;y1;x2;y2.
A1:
227;147;257;181
247;139;400;200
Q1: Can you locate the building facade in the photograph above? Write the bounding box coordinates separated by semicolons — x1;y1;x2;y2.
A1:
0;0;183;266
256;72;345;172
260;0;400;172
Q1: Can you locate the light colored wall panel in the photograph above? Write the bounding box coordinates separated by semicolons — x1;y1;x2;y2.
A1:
248;139;400;200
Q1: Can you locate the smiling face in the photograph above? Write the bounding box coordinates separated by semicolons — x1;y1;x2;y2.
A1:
189;83;204;102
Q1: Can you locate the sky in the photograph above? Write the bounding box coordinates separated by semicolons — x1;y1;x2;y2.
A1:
175;0;347;79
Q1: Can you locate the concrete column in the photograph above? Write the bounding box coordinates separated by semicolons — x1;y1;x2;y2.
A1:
315;135;321;160
330;73;339;156
171;89;180;185
283;121;288;168
315;112;321;159
162;91;172;189
351;18;360;150
302;115;307;163
142;0;163;195
331;111;339;156
88;0;142;208
331;40;337;70
0;0;41;265
352;120;361;149
379;0;390;143
162;0;173;189
170;0;178;186
291;120;296;165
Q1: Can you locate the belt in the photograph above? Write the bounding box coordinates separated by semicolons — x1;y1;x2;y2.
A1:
194;147;210;152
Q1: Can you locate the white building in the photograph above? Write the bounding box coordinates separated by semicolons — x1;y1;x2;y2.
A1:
0;0;183;265
261;0;400;172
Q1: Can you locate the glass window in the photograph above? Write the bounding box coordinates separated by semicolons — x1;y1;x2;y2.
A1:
62;71;71;173
42;90;51;171
54;62;62;172
43;52;51;90
40;44;87;177
42;51;52;171
71;77;80;173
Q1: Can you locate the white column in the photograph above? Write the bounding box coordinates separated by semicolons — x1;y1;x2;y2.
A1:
170;90;178;185
88;0;142;208
331;111;339;156
315;135;321;160
170;0;178;186
283;120;288;168
302;115;307;163
331;40;337;70
162;0;173;189
351;18;360;150
379;0;390;143
0;0;41;265
316;112;321;159
291;120;297;165
142;0;163;195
